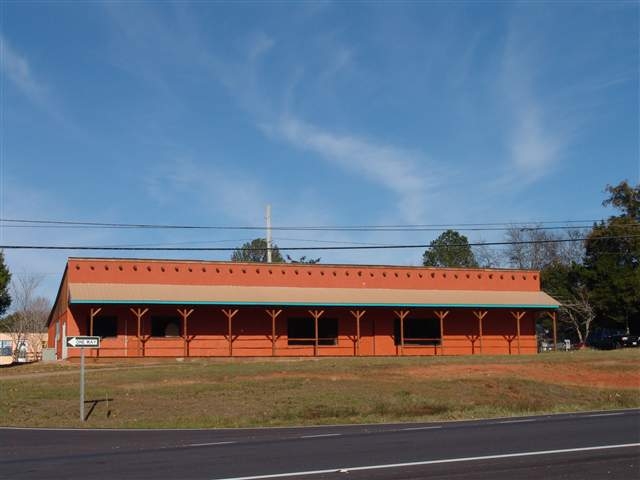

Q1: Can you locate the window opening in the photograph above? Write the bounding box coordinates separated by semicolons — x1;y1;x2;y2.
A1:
394;318;441;346
287;317;338;346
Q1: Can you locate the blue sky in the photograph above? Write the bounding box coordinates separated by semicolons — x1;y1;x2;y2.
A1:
0;1;638;302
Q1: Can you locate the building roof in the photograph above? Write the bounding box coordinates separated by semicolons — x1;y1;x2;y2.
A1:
68;283;559;309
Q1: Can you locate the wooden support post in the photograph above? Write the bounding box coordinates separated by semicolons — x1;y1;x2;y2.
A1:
89;307;102;336
222;309;239;357
177;308;194;357
308;310;324;357
552;311;557;351
349;310;366;356
130;308;149;357
473;311;488;354
266;309;282;356
393;310;410;356
511;311;526;355
545;311;558;351
89;307;102;358
434;310;449;355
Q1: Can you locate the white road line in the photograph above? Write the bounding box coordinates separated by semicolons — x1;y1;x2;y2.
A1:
211;443;640;480
401;426;443;431
183;441;235;447
587;412;625;418
300;433;342;439
498;419;536;424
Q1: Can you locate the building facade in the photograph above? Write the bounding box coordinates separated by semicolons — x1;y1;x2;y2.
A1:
48;258;560;359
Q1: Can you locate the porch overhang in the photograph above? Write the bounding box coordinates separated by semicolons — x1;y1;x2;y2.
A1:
68;283;560;309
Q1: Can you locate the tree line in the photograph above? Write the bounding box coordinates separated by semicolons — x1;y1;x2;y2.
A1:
416;181;639;343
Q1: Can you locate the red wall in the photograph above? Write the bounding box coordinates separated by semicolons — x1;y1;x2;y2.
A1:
67;258;542;292
63;304;539;358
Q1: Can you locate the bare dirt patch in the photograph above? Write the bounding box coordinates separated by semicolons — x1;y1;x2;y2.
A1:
247;371;360;382
397;363;640;389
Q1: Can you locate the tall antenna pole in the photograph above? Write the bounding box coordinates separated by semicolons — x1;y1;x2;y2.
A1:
266;204;272;263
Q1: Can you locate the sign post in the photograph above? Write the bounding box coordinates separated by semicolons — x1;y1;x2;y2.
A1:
66;336;100;422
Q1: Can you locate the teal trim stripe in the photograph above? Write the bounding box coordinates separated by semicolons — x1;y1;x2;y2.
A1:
70;299;559;309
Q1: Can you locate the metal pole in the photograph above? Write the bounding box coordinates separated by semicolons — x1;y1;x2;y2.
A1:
80;348;85;422
266;204;272;263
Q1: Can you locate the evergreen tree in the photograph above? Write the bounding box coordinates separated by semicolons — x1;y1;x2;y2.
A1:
231;238;284;263
584;181;640;333
423;230;478;268
0;251;11;317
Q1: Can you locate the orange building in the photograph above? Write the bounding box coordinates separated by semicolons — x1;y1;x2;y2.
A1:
47;257;559;359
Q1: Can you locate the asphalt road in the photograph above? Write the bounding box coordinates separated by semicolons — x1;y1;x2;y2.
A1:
1;409;638;480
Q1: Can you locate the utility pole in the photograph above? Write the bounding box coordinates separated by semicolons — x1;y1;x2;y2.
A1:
266;204;272;263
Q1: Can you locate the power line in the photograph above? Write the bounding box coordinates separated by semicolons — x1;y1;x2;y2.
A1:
0;234;637;252
0;217;611;233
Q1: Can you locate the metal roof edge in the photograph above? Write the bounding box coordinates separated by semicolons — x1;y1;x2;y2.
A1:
69;299;559;309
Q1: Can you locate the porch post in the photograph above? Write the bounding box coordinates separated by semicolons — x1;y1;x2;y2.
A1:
434;310;449;355
89;307;102;358
177;308;194;357
511;311;526;354
266;309;282;356
393;310;410;356
222;309;239;357
349;310;366;356
130;308;149;357
546;311;558;351
473;311;488;354
308;310;324;357
89;307;102;336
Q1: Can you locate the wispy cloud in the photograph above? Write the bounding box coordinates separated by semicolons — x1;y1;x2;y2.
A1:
498;13;570;185
247;32;275;61
0;35;48;106
317;43;354;85
0;34;78;133
261;115;441;223
145;157;267;226
508;103;563;177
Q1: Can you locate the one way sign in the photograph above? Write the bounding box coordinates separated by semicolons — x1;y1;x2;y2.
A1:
66;336;101;348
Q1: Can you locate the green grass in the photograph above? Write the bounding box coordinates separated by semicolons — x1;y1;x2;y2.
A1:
1;349;638;428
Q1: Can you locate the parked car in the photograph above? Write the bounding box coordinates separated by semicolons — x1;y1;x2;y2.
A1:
610;334;639;348
588;329;640;350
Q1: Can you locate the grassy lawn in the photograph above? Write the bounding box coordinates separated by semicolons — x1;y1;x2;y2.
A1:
1;349;638;428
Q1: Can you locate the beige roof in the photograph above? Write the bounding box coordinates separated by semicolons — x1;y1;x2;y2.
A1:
68;283;559;308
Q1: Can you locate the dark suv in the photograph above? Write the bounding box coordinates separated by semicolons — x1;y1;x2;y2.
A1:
589;329;640;349
610;334;639;348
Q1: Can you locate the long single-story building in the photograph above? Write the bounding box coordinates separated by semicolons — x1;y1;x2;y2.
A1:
47;257;560;358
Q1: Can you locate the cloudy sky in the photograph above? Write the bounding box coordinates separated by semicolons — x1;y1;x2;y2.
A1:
1;1;638;301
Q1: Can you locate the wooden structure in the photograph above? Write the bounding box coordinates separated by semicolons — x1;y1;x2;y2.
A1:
47;258;559;358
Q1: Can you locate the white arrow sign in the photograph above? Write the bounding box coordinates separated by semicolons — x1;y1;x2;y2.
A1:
66;336;100;348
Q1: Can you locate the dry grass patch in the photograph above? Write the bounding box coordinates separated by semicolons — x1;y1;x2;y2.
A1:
1;349;638;428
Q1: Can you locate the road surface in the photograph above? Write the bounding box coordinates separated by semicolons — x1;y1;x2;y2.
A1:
1;409;638;479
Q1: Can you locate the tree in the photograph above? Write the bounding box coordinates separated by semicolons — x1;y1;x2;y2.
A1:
503;225;586;270
286;255;321;264
231;238;284;263
0;274;49;361
422;230;478;268
584;181;640;334
504;226;561;270
0;251;11;317
542;263;595;344
473;241;503;268
602;180;639;221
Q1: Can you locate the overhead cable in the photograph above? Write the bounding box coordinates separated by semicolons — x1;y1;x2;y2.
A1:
0;234;637;252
